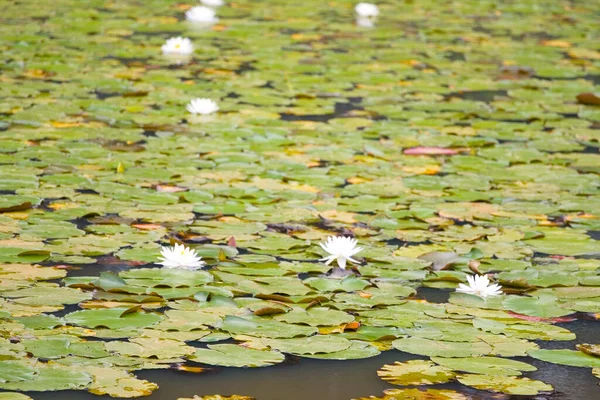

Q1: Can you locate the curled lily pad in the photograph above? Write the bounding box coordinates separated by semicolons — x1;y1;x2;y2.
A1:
577;343;600;357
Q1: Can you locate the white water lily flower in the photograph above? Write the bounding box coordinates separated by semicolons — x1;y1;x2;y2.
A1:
356;17;375;28
355;2;380;18
201;0;224;7
186;6;219;23
456;274;503;298
161;37;194;55
319;236;364;270
186;98;219;115
158;243;205;270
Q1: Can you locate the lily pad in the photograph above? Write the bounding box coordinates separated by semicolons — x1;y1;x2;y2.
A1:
457;374;552;395
431;356;537;376
0;364;92;391
303;341;380;360
528;349;600;368
65;307;162;329
261;335;352;355
274;306;354;326
392;337;492;358
190;344;285;367
217;316;317;338
378;360;455;385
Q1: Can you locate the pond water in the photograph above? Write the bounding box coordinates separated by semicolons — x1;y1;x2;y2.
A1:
1;0;600;399
29;316;600;400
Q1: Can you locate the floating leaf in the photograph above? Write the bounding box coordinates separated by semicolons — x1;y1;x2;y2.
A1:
0;393;33;400
274;306;354;326
0;361;37;383
528;349;600;368
502;294;574;318
0;364;91;391
431;356;537;376
355;388;468;400
302;341;380;360
261;335;352;355
65;307;162;329
86;366;158;398
378;360;455;385
218;316;317;338
457;374;552;395
190;344;284;367
392;337;492;358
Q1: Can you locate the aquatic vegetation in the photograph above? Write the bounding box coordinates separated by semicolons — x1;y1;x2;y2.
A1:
0;0;599;398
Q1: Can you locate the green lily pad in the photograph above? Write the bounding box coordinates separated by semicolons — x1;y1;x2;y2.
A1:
431;356;537;376
0;361;37;383
274;306;354;326
0;394;33;400
65;307;162;329
354;388;468;400
261;335;352;355
217;316;317;338
502;293;574;318
302;341;380;360
528;349;600;368
0;364;92;391
392;337;492;358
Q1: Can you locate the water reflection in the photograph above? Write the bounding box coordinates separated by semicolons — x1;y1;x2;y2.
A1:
356;17;375;28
